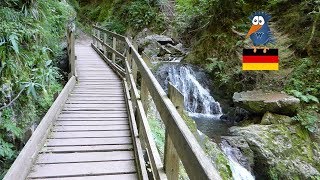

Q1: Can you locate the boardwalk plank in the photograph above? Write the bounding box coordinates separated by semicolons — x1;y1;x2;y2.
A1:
57;117;128;121
46;137;131;146
50;130;131;138
41;144;133;153
53;125;130;132
28;161;136;178
30;173;138;180
36;151;134;164
56;121;129;126
63;104;126;108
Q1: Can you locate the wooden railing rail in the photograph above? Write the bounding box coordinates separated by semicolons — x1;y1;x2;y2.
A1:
92;26;222;180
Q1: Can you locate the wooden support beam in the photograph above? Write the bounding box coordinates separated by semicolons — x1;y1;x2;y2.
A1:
123;79;149;180
136;100;167;180
142;52;153;68
164;82;184;180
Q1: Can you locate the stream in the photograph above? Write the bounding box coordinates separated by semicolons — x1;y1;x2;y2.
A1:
156;63;255;180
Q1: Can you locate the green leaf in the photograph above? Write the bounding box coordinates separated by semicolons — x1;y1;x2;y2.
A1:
9;34;19;54
306;94;319;103
289;90;303;98
300;95;309;103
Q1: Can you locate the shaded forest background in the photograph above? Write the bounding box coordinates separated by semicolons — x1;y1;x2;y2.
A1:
0;0;319;178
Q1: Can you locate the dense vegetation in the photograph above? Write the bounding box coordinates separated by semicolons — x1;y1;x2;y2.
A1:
1;0;319;178
76;0;319;131
0;0;74;177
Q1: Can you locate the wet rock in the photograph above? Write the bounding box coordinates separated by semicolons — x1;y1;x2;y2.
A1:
229;124;320;179
135;30;161;58
22;123;37;144
145;35;174;45
221;136;254;172
220;107;250;123
158;45;172;56
260;112;293;125
233;90;300;116
165;43;185;55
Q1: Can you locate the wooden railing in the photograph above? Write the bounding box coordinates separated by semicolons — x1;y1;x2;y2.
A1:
92;25;221;180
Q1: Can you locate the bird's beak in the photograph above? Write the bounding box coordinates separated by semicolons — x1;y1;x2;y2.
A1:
246;25;262;39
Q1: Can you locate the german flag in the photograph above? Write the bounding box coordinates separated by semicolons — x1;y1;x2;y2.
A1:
242;49;279;70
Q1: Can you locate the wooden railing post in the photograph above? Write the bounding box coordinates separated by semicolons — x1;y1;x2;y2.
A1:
92;28;96;46
132;41;138;83
140;53;152;114
67;23;75;79
103;33;107;55
97;30;101;49
112;37;117;63
164;82;184;180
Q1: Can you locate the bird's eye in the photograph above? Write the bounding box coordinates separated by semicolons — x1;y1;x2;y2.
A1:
252;16;259;25
258;16;265;25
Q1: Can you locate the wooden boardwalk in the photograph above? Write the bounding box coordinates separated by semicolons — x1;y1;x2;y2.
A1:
5;26;221;180
27;43;138;179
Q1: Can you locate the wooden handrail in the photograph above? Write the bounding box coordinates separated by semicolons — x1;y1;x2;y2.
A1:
91;26;222;180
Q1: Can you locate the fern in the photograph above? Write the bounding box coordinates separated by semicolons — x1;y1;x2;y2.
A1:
8;33;19;54
289;90;319;103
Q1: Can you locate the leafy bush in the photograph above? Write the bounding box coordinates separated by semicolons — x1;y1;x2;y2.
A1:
0;0;74;177
293;110;319;133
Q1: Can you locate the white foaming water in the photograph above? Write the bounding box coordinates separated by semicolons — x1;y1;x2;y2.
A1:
222;143;255;180
164;65;222;115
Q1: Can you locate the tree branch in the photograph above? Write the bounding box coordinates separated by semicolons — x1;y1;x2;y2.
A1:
0;87;26;111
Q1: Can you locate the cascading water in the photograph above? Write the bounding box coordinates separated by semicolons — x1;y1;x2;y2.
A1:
156;63;255;180
221;141;255;180
162;65;222;116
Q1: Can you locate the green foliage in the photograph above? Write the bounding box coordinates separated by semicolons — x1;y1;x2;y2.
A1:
0;0;74;176
285;58;320;99
293;110;319;133
78;0;165;34
289;90;319;104
205;58;225;72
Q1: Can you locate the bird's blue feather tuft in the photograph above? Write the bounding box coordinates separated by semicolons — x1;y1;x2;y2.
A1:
249;11;271;21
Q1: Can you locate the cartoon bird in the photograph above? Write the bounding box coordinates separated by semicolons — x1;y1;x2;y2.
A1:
246;12;275;53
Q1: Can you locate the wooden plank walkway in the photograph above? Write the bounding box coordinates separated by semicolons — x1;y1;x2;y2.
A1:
27;42;138;179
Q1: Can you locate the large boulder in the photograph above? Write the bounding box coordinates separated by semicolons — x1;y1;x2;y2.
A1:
260;112;294;125
229;124;320;179
233;90;300;116
144;35;174;45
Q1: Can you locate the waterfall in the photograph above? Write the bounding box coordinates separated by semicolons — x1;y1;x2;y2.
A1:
162;65;222;116
221;141;255;180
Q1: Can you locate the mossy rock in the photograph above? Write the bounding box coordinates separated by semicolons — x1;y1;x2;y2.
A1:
229;124;320;179
261;112;294;125
233;90;300;116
